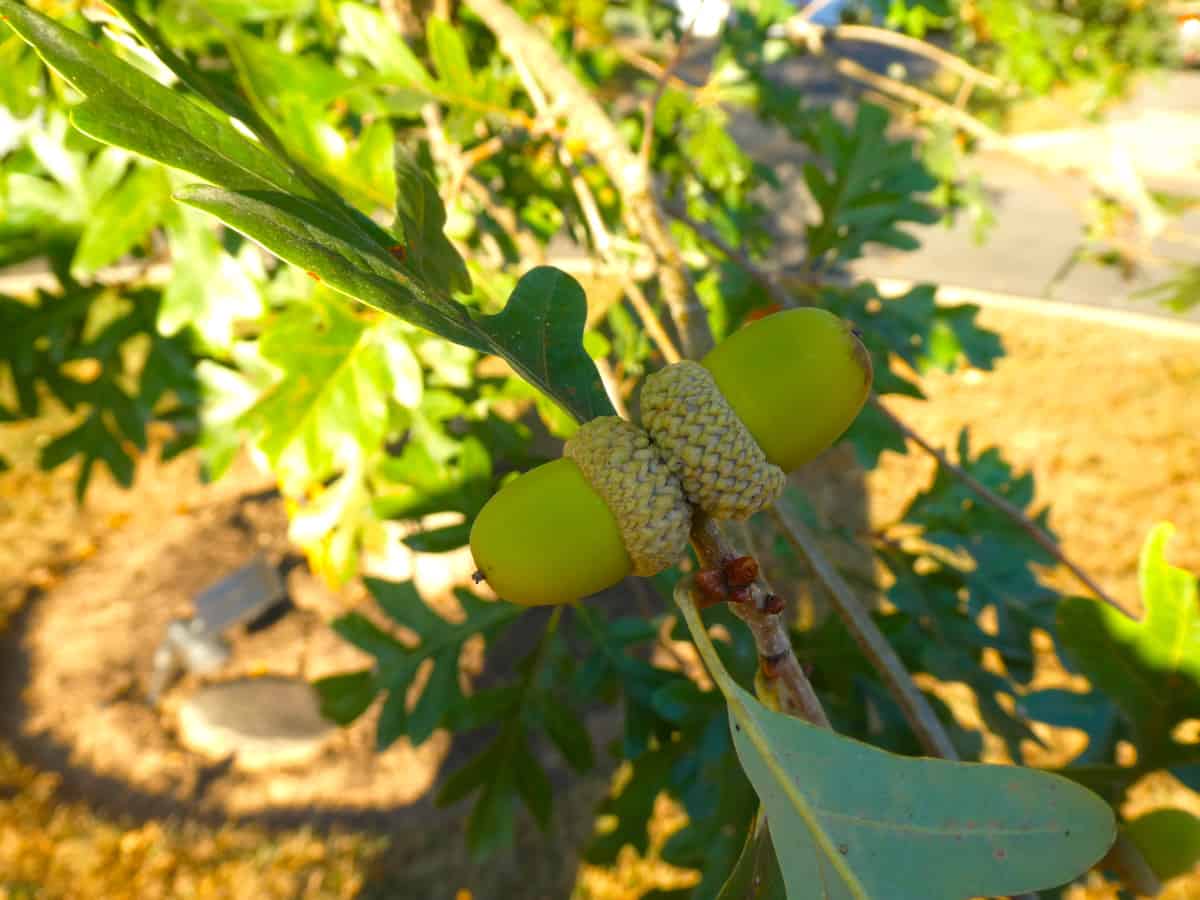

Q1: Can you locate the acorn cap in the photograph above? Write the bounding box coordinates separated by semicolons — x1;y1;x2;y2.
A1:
640;361;787;520
564;417;692;576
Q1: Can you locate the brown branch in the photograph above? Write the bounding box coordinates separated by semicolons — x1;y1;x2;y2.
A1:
663;202;796;311
770;504;959;759
833;57;1000;143
870;396;1136;620
460;134;505;170
420;104;465;208
953;76;975;110
785;19;1012;95
610;42;698;94
464;0;713;357
379;0;421;38
461;175;547;264
690;514;831;726
640;31;693;169
595;357;630;418
506;47;683;365
1100;832;1161;898
620;274;684;365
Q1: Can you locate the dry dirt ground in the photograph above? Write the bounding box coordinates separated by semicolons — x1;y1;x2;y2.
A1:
1;300;1198;898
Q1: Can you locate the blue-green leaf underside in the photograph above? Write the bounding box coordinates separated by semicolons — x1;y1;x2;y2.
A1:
675;580;1116;900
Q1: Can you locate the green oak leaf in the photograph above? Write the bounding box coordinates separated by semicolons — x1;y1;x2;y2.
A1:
176;186;486;351
329;582;518;750
1058;523;1200;758
1125;808;1200;882
716;810;787;900
476;266;616;423
236;297;416;492
71;164;171;278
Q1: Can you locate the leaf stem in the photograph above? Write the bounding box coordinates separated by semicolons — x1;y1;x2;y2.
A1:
831;57;999;143
594;357;631;418
638;29;692;170
782;17;1013;95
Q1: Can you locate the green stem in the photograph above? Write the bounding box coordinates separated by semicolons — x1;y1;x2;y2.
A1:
674;575;869;899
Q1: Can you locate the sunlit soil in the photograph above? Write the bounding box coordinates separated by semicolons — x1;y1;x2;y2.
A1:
1;303;1198;896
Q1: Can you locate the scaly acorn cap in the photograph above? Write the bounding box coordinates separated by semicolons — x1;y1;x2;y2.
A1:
563;416;692;576
640;361;787;520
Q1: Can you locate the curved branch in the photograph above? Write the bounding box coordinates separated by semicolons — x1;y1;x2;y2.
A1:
505;46;683;365
785;19;1013;95
640;31;693;168
833;57;1000;143
663;202;796;311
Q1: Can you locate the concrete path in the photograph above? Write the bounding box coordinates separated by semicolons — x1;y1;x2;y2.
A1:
742;59;1200;323
855;73;1200;323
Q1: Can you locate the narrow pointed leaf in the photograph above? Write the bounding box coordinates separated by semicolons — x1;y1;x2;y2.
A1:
339;3;433;87
0;1;308;196
467;757;517;859
407;646;462;745
102;0;260;125
313;669;378;725
177;185;487;350
100;0;398;250
513;736;553;830
427;17;474;90
394;145;471;294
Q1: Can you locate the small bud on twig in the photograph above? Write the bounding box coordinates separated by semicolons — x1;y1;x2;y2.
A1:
760;593;784;615
723;555;759;588
729;585;754;606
